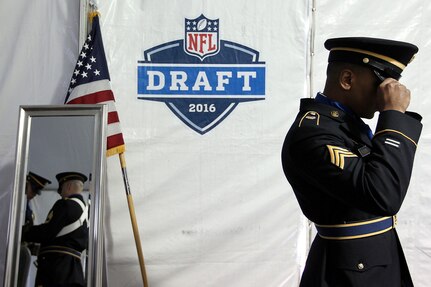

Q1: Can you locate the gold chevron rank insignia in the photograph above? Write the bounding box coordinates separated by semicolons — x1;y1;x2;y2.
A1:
326;145;358;169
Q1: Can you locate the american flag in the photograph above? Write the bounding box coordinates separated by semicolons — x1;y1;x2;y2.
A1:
65;15;125;157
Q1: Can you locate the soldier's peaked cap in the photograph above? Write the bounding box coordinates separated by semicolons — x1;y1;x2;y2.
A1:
324;37;418;80
56;172;88;193
27;171;51;194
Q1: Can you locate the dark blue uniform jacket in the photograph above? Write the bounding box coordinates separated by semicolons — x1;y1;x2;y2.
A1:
23;194;88;286
282;98;422;287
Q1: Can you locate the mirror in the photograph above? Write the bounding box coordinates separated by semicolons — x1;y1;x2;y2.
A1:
4;105;107;287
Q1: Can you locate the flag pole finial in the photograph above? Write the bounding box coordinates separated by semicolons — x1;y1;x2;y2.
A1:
88;11;100;23
89;0;98;10
88;0;100;23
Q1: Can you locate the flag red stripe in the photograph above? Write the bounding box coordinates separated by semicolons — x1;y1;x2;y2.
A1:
108;111;120;124
67;89;115;104
107;133;125;150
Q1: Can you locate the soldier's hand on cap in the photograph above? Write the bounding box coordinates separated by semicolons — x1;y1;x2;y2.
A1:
377;78;411;113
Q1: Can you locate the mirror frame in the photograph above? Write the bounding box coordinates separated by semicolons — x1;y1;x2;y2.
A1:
4;104;107;287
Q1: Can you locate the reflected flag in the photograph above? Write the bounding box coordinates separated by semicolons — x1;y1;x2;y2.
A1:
65;14;125;156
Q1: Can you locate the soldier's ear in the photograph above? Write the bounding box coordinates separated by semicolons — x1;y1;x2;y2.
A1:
339;69;353;91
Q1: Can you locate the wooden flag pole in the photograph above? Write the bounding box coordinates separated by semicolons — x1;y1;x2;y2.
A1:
119;152;149;287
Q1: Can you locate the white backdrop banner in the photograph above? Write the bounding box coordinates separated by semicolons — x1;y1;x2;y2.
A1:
1;0;430;286
100;0;310;286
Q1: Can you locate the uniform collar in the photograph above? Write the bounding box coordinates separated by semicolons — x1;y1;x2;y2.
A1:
299;96;373;146
314;92;354;116
299;97;347;122
66;194;84;201
314;93;374;141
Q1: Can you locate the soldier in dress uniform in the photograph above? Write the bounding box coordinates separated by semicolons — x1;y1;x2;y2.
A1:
22;171;89;287
281;37;422;287
25;171;52;227
19;172;52;287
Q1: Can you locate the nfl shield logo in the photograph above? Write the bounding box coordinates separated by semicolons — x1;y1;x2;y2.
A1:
185;14;220;60
138;14;266;134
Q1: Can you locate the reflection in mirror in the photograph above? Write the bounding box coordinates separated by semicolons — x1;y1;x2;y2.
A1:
4;105;107;287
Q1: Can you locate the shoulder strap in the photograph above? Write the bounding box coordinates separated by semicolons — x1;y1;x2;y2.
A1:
56;198;88;237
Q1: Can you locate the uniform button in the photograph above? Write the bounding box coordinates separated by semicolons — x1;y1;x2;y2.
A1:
357;263;365;270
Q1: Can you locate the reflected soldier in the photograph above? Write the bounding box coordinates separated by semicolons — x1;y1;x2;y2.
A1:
22;172;89;287
19;172;51;287
24;171;52;227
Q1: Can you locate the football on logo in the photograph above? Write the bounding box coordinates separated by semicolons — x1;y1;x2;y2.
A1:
137;14;266;134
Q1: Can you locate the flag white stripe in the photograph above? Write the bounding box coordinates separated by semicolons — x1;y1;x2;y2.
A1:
107;122;122;137
68;79;112;102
